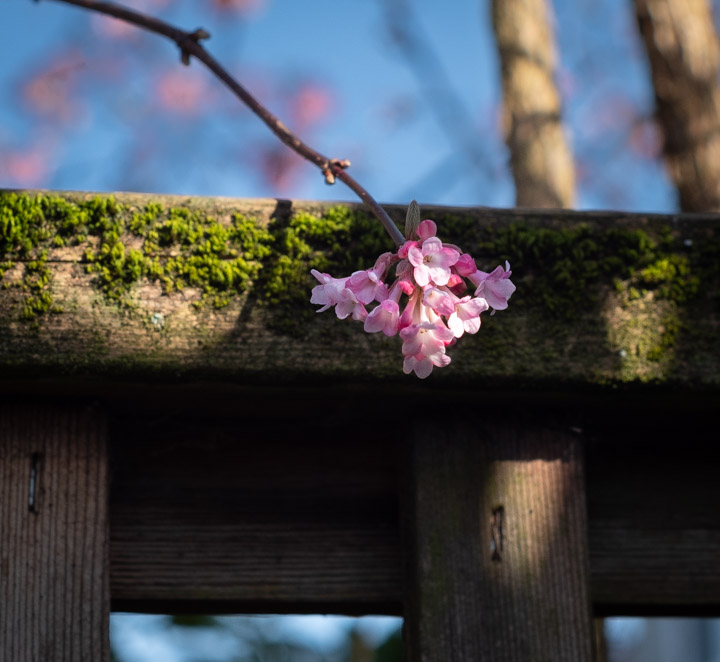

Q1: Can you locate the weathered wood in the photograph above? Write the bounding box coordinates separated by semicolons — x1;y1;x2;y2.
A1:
401;419;593;661
2;190;720;387
3;190;719;639
103;395;720;616
108;407;401;614
586;427;720;614
0;402;110;662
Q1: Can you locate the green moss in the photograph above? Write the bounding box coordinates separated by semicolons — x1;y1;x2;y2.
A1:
0;192;129;323
81;202;274;310
0;192;274;321
260;205;394;334
638;255;699;302
472;219;717;338
486;223;656;317
3;192;720;386
0;193;67;324
1;193;714;328
646;313;681;362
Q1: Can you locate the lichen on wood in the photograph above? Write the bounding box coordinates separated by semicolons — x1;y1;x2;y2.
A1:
1;189;719;387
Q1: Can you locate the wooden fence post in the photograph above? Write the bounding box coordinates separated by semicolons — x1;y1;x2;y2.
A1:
0;402;110;662
402;418;593;661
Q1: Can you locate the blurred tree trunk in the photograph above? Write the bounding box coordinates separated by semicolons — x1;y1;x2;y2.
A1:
491;0;575;208
635;0;720;211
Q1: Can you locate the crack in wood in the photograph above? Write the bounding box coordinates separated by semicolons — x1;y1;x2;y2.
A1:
28;452;42;513
491;505;504;562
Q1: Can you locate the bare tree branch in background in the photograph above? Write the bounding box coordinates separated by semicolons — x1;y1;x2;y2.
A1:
491;0;575;208
42;0;405;245
635;0;720;211
380;0;497;192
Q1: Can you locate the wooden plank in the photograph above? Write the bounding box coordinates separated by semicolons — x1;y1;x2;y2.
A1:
401;420;593;661
108;409;402;614
2;190;720;388
0;402;110;661
586;430;720;614
106;403;720;616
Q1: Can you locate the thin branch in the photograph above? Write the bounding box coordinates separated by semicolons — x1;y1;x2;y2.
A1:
42;0;406;245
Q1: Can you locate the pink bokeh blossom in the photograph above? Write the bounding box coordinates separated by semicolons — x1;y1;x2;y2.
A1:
155;69;214;116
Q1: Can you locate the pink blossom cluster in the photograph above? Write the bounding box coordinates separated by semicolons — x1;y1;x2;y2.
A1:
310;219;515;378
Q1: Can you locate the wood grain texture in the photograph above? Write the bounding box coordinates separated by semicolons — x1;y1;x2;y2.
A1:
402;420;593;661
586;429;720;613
105;398;720;616
0;402;110;662
108;408;402;614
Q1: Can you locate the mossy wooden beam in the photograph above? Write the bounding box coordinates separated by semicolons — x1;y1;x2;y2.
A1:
2;189;720;388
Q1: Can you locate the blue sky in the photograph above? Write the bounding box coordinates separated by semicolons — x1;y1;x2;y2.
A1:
111;614;402;661
2;0;676;211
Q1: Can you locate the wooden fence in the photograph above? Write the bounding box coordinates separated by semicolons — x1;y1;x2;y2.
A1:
1;190;719;660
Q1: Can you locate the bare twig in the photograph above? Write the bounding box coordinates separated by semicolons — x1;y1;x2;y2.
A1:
42;0;405;245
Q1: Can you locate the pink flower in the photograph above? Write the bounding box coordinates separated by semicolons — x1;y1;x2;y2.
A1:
408;237;459;287
417;219;437;241
423;287;455;316
335;289;367;321
308;209;516;378
310;269;366;321
397;279;414;296
364;299;400;336
347;269;388;305
346;252;395;304
310;269;348;312
403;352;451;379
398;289;418;330
454;253;477;277
470;261;516;311
398;241;417;259
446;273;464;288
400;319;454;379
447;296;489;337
400;321;454;361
